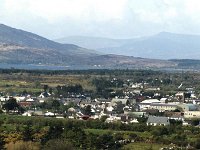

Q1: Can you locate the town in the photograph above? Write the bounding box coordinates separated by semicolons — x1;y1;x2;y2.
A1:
1;69;200;149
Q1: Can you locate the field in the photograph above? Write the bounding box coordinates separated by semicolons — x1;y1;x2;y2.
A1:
1;69;200;97
85;128;151;138
122;142;166;150
85;129;167;149
0;72;96;95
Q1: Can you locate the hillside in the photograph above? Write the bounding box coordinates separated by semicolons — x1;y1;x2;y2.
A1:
0;24;99;65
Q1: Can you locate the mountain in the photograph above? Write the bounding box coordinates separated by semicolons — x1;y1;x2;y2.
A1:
56;36;132;50
0;24;99;65
0;24;177;69
56;32;200;60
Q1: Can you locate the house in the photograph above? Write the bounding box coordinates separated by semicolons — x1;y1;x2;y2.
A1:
105;115;121;123
63;98;81;106
120;115;139;124
160;98;168;103
96;98;111;104
22;110;43;116
164;112;184;121
44;112;55;116
110;98;130;106
145;87;160;91
139;99;161;110
79;100;100;108
130;82;144;89
22;111;32;116
184;111;200;119
146;116;170;126
149;103;177;112
15;96;26;102
124;111;145;117
0;96;10;106
39;92;51;98
192;100;200;104
180;104;200;111
26;98;35;102
18;101;33;108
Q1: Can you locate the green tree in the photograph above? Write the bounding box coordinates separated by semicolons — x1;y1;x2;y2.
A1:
95;134;118;149
43;85;49;92
0;134;5;150
52;100;60;112
22;123;33;141
84;105;92;116
3;97;20;113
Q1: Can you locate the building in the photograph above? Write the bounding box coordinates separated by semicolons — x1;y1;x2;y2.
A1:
147;116;170;126
149;103;177;112
178;103;200;111
184;111;200;119
139;99;161;110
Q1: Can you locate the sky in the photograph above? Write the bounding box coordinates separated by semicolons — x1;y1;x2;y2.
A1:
1;0;200;39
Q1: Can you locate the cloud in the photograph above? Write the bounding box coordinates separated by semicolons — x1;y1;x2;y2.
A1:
0;0;200;38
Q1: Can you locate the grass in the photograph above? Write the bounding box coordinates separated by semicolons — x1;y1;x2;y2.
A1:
0;73;96;94
122;142;166;150
84;129;166;150
85;129;165;150
84;128;151;138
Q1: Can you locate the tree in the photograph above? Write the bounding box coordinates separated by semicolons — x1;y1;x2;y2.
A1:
114;102;125;114
0;134;5;150
100;115;109;122
3;97;20;113
34;81;41;88
137;115;148;124
95;134;117;149
84;105;92;116
194;138;200;149
22;123;33;141
43;85;49;92
49;87;53;94
52;100;60;112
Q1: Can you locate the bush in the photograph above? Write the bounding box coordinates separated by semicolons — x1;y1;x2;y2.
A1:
5;141;40;150
43;139;74;150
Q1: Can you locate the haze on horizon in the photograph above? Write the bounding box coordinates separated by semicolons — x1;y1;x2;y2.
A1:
0;0;200;40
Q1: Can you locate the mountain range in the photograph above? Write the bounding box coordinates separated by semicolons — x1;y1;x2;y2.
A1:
0;24;178;69
1;23;200;70
56;32;200;60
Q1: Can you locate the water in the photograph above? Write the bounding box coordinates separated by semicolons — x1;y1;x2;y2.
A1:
0;63;70;70
0;63;106;70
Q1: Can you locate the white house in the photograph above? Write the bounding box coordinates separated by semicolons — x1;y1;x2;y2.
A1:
147;116;170;126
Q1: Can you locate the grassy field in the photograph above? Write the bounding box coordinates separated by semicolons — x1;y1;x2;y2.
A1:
0;73;96;95
85;129;165;150
85;128;151;138
122;142;166;150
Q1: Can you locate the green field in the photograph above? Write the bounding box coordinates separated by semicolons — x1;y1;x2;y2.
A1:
122;142;166;150
85;128;151;138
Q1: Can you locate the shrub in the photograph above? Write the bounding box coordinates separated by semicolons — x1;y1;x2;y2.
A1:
43;139;74;150
5;141;40;150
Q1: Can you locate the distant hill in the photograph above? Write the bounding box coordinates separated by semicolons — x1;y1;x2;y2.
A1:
56;36;132;50
56;32;200;60
0;24;178;69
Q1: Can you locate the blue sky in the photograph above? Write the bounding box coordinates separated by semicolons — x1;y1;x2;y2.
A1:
0;0;200;39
